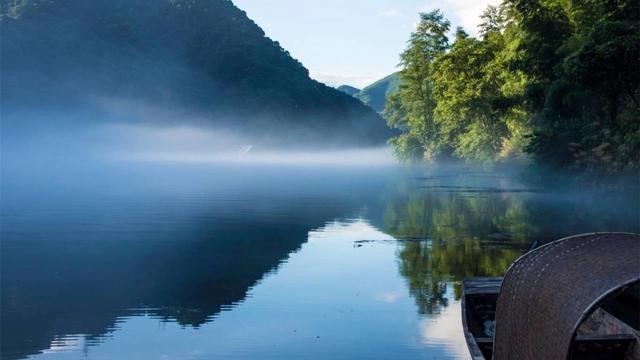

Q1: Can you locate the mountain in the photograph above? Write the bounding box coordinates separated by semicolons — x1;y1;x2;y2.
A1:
0;0;391;146
356;73;400;113
337;85;361;96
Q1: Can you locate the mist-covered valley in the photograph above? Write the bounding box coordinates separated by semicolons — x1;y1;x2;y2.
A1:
1;0;393;150
3;104;639;359
2;0;639;359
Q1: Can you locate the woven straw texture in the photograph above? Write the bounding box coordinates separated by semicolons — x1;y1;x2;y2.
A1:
492;233;640;360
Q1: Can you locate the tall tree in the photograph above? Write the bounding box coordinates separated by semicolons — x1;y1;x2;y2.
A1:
519;0;640;173
431;28;507;162
387;0;638;176
385;10;450;160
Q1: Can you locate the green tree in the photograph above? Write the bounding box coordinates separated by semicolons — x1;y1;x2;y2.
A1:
431;28;507;162
388;0;638;177
386;10;450;160
519;0;640;174
387;6;533;163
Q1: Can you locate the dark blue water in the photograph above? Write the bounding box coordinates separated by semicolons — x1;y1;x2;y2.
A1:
2;154;638;359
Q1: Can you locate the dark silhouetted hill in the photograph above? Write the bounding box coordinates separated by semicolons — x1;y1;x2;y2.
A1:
0;0;391;146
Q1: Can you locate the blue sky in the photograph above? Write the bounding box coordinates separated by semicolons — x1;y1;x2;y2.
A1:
233;0;500;88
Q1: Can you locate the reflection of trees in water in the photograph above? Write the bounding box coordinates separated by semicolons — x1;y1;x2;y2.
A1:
385;188;531;314
385;175;640;315
397;239;522;315
397;241;449;314
384;185;538;243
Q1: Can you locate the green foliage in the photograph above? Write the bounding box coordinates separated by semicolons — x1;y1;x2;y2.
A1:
388;0;639;176
387;7;529;162
385;10;451;160
431;29;509;162
524;0;640;174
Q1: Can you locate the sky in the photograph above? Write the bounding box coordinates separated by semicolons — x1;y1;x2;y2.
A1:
233;0;500;88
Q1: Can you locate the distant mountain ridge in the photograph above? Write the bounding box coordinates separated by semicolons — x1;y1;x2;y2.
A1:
0;0;391;145
337;73;400;113
357;73;400;113
337;85;361;96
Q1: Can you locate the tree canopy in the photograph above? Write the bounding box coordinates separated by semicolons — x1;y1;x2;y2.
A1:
386;0;639;176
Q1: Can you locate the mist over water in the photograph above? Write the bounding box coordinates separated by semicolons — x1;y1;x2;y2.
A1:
2;112;639;360
100;124;396;166
2;107;397;172
3;0;638;357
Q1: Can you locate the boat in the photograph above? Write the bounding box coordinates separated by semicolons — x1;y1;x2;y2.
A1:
462;233;640;360
461;277;501;360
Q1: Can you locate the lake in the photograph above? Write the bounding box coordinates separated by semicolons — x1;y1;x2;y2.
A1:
2;153;639;360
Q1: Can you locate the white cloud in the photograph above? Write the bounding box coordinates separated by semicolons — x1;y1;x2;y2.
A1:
308;219;397;243
375;291;402;303
379;9;400;17
43;335;85;354
420;0;501;35
309;71;378;89
419;295;469;358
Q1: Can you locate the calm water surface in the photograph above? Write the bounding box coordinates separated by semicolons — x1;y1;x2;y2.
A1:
2;159;638;359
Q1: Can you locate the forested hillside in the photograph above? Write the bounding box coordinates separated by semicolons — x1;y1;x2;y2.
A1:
337;85;361;96
0;0;390;145
357;73;400;113
338;74;400;113
386;0;639;175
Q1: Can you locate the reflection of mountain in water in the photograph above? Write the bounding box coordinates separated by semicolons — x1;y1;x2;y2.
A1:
0;190;352;360
2;165;638;358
